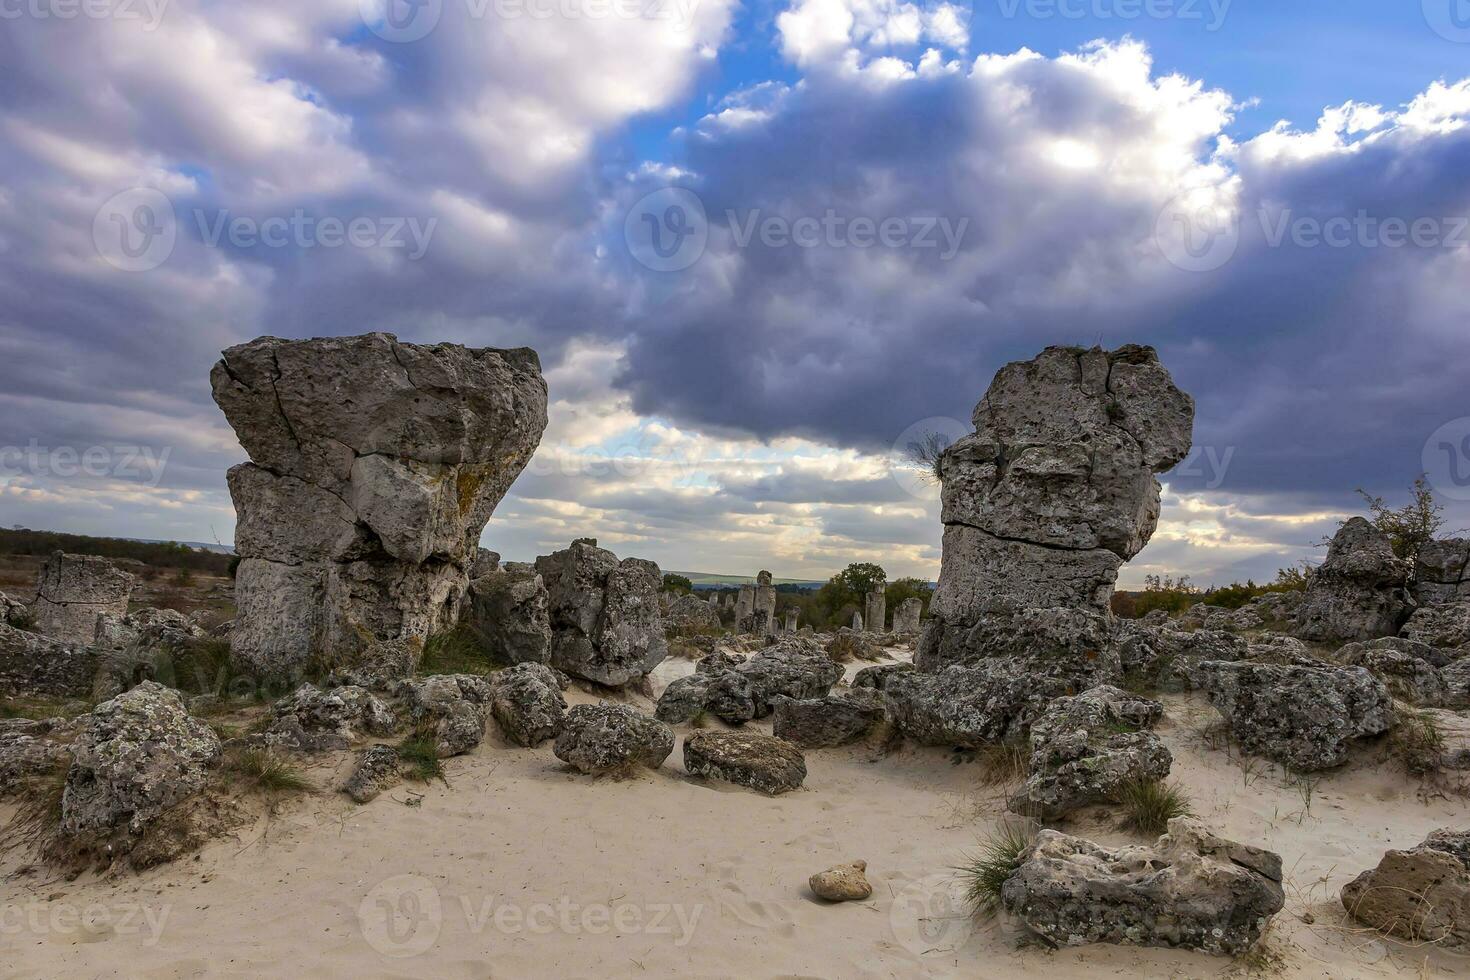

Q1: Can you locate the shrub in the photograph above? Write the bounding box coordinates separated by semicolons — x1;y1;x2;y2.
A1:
661;573;694;595
1115;778;1193;836
974;741;1029;787
958;822;1035;915
225;748;313;795
398;730;444;783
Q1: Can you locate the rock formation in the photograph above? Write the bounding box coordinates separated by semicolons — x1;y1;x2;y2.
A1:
1341;829;1470;948
552;703;674;774
919;345;1193;670
1414;538;1470;606
783;608;798;633
754;571;776;635
892;597;922;634
864;588;886;634
464;561;551;665
683;730;807;795
1295;517;1413;643
34;552;134;645
534;539;667;686
734;586;754;632
211;333;548;684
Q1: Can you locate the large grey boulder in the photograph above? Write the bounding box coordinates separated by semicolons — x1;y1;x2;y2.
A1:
916;606;1121;687
464;562;551;665
653;640;841;724
923;346;1192;663
401;674;495;757
683;730;806;795
771;691;886;747
1414;539;1470;606
1008;686;1171;820
59;682;221;858
33;551;134;645
0;622;97;697
490;662;566;746
653;670;757;725
1342;829;1470;948
892;597;923;634
552;703;674;774
885;661;1078;747
664;593;721;635
265;683;399;752
1002;818;1284;955
1194;656;1394;770
535;540;667;687
211;333;548;685
1400;601;1470;652
1337;642;1448;706
1113;622;1249;690
1295;518;1413;644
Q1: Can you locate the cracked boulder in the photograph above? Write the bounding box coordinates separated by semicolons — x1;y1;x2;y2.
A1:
1342;830;1470;949
1008;685;1170;820
464;562;551;665
921;345;1192;669
211;333;548;686
1295;518;1414;644
770;691;886;747
401;674;495;757
1414;539;1470;606
1400;601;1470;652
264;683;399;752
535;539;667;687
1002;818;1284;955
885;661;1080;747
34;551;134;645
0;622;97;697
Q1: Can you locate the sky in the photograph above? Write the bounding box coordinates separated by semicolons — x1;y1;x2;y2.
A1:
0;0;1468;588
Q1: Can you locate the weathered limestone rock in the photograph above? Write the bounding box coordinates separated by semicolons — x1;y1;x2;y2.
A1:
1337;643;1448;706
664;593;721;635
490;662;566;746
1400;601;1470;652
0;719;72;795
771;691;886;747
212;333;548;684
735;641;845;716
864;588;886;634
1342;829;1470;948
60;682;221;858
1336;635;1452;669
1002;818;1284;955
886;661;1079;747
1008;686;1170;820
401;674;494;757
851;662;915;691
1295;518;1414;644
892;597;922;634
535;540;667;687
1414;539;1470;606
683;730;807;795
0;622;97;697
34;552;134;645
923;346;1193;666
824;627;885;663
0;591;31;628
915;606;1122;690
851;611;863;631
754;571;777;635
655;641;842;724
734;585;755;633
654;670;757;725
465;562;551;664
809;861;872;901
1180;603;1262;632
1194;657;1394;770
552;702;674;774
1113;622;1249;690
784;608;799;633
267;683;399;752
342;744;401;804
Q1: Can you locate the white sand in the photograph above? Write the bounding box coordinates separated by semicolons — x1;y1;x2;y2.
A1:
3;671;1468;978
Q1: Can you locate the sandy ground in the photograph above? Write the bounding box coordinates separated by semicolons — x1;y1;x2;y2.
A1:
3;654;1469;979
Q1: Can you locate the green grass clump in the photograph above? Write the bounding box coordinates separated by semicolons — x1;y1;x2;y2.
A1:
958;822;1035;916
1391;708;1445;775
418;626;497;677
225;748;313;795
974;741;1030;787
397;730;444;783
1115;778;1193;836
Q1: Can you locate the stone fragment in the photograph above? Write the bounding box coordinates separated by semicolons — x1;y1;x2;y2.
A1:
552;703;674;774
1002;818;1284;955
342;744;401;803
1337;643;1447;706
1295;518;1414;643
0;721;72;795
683;730;806;795
212;333;548;684
0;623;97;697
917;606;1120;688
664;593;721;635
1341;829;1470;948
809;861;872;902
1400;601;1470;652
771;691;886;747
402;674;495;757
33;552;134;644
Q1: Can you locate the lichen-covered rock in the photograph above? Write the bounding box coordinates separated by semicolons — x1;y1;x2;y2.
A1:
1400;601;1470;652
1341;829;1470;948
1337;635;1452;669
683;730;807;795
886;661;1079;747
0;591;31;628
1002;818;1284;955
0;719;72;795
1441;660;1470;711
1337;643;1447;706
1414;539;1470;606
1179;603;1262;632
33;551;135;644
465;562;551;665
927;345;1193;656
342;744;401;804
664;593;721;635
654;671;757;725
535;540;667;687
552;702;674;774
94;607;203;652
917;606;1121;687
59;682;220;857
851;662;915;691
269;683;398;752
1194;657;1394;770
212;333;548;685
734;642;844;716
490;662;566;746
771;691;886;748
1295;518;1414;644
892;598;923;634
824;627;885;663
1113;622;1249;689
0;622;97;697
809;861;872;901
401;674;494;757
1008;686;1170;820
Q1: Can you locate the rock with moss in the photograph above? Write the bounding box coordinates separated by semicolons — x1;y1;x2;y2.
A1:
886;661;1078;748
683;730;807;795
342;745;402;804
268;683;398;752
401;674;494;757
465;563;551;665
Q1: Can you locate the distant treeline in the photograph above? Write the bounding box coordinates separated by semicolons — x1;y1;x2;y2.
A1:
0;528;234;574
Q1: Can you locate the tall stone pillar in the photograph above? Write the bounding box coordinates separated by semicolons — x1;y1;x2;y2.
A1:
893;597;922;633
754;570;777;635
735;585;755;633
864;588;886;634
34;552;134;645
784;609;799;633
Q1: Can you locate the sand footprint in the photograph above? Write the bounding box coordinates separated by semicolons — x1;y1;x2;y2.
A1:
708;860;796;936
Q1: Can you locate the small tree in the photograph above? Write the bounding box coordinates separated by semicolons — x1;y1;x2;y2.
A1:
885;577;933;615
661;573;694;595
1354;475;1445;565
834;562;887;603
